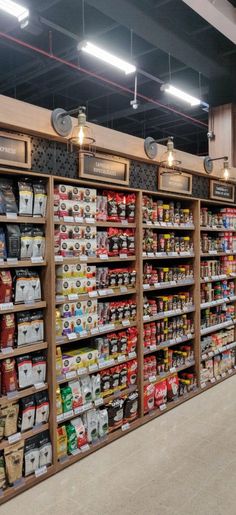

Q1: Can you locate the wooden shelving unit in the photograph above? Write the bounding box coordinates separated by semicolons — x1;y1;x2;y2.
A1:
0;170;236;504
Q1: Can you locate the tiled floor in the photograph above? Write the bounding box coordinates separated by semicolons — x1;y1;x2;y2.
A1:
3;376;236;515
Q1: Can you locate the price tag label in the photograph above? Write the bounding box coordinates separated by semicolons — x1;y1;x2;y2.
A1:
202;354;207;360
67;333;77;340
71;448;81;456
80;255;88;261
222;372;226;378
68;294;78;301
74;406;84;415
35;466;47;478
88;364;99;372
159;404;167;411
63;216;74;222
228;369;233;375
88;291;98;298
121;423;130;431
209;250;217;255
150;345;157;351
120;253;128;259
143;315;150;322
128;351;137;359
31;256;43;264
80;444;90;452
143;284;150;290
55;255;63;263
79;330;88;338
34;382;45;390
66;371;77;380
74;216;83;223
7;391;18;400
94;398;104;407
1;347;13;355
169;367;176;373
8;432;21;444
118;355;126;363
0;303;13;311
99;254;108;260
6;212;17;219
90;328;99;335
147;252;154;257
208;352;214;357
85;217;95;224
149;375;157;383
201;382;206;389
122;320;130;327
120;286;128;293
210;377;216;384
63;410;74;420
77;367;87;376
121;219;128;225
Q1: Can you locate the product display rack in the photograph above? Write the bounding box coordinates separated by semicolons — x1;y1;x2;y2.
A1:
0;170;235;503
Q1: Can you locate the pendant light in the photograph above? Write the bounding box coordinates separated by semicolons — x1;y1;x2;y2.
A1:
51;106;95;156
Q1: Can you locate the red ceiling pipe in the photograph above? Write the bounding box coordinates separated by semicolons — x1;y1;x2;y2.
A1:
0;31;208;129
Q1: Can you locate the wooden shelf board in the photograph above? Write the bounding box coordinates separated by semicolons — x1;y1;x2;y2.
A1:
54;219;136;228
0;342;48;361
0;423;49;451
143;280;194;292
144;334;195;356
0;260;47;269
0;301;46;315
200;227;236;232
143;307;195;324
55;288;137;305
55;256;136;265
200;275;236;284
201;252;236;257
143;254;195;261
201;342;236;362
143;361;195;387
143;223;195;231
0;216;46;224
56;321;137;346
0;383;48;406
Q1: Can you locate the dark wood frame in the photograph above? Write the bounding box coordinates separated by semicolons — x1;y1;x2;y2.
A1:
158;167;193;195
210;179;235;203
0;131;31;169
79;152;130;185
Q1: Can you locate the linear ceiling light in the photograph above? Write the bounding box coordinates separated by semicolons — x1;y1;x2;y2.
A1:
161;83;201;107
0;0;29;21
78;41;136;75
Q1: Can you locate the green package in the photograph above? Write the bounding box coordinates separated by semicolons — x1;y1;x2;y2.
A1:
61;386;73;413
66;424;77;454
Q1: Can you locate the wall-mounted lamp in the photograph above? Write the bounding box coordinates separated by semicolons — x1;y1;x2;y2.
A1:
51;106;95;156
144;136;181;169
204;155;230;180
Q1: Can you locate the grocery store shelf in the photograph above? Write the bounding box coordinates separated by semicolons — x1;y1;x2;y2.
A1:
201;252;236;257
55;256;136;265
0;423;49;451
200;296;236;309
57;352;137;385
143;306;195;324
201;341;236;362
200;226;236;232
200;369;236;390
200;320;235;336
200;274;236;284
143;222;195;230
55;287;136;304
144;334;195;356
0;216;46;224
54;218;136;228
56;321;137;346
143;280;194;292
143;253;195;260
0;383;48;406
143;361;195;387
0;260;47;268
0;465;54;505
144;389;199;421
0;342;48;360
0;301;46;315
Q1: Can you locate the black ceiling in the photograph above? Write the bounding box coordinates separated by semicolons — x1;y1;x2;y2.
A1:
0;0;235;156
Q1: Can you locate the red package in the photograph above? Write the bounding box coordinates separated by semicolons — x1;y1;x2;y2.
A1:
127;327;138;354
0;271;12;304
108;228;119;256
118;230;128;255
126;194;135;222
166;374;179;401
127;359;137;386
125;229;135;255
119;363;128;389
0;313;15;349
116;193;126;221
1;358;17;394
106;191;118;221
154;379;167;407
144;383;155;413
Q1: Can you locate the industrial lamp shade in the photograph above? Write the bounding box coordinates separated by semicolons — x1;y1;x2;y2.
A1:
69;108;96;157
160;138;181;171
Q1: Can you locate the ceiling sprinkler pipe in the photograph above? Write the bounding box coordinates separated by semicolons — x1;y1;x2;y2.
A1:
0;31;208;129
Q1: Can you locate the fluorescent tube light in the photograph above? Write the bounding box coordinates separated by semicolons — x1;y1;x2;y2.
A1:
79;41;136;75
0;0;29;21
161;83;201;107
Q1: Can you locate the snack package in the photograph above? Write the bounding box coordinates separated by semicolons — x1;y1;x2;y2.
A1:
4;441;24;484
91;374;101;401
0;228;6;260
18;396;35;432
20;225;33;259
38;430;52;467
66;423;77;454
0;454;6;490
0;270;12;304
144;383;155;413
61;386;73;413
57;426;68;459
0;313;15;349
85;409;98;443
0;179;18;214
123;391;138;422
35;391;49;425
33;181;47;217
154;379;167;407
1;358;17;394
18;180;33;216
17;355;33;389
127;360;138;386
98;409;108;438
71;417;88;448
32;353;46;384
166;375;179;402
80;376;92;404
24;436;39;476
2;403;19;437
107;399;124;430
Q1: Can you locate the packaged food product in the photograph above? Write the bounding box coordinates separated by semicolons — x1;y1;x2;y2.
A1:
98;409;108;438
166;375;179;401
18;180;33;216
38;430;52;467
154;379;167;407
69;380;83;409
33;181;47;217
86;409;99;443
24;436;39;476
20;225;33;259
35;391;49;425
66;423;77;454
32;353;46;384
0;313;15;349
1;358;17;394
57;425;67;459
17;355;33;388
18;396;35;432
4;441;24;484
1;403;18;437
0;179;18;214
71;417;88;447
61;386;73;413
123;391;138;422
0;454;6;490
0;270;12;304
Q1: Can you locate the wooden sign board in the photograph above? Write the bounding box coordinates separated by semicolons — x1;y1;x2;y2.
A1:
158;168;192;195
210;180;235;203
79;152;130;185
0;132;31;169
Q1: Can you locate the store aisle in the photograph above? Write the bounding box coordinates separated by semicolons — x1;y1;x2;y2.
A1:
2;376;236;515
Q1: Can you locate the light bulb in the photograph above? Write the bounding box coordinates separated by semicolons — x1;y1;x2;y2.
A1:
167;150;174;167
223;160;229;181
78;126;84;146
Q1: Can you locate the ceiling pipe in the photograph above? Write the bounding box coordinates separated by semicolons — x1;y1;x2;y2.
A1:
0;31;208;129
